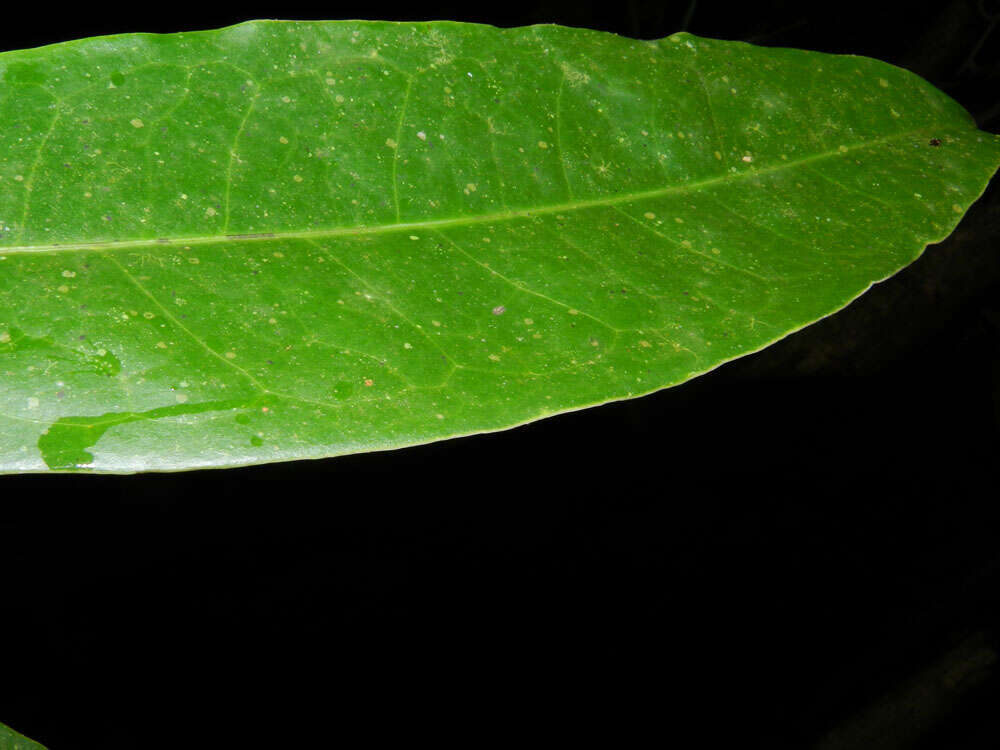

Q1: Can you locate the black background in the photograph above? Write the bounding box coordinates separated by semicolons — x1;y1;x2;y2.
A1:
2;1;999;747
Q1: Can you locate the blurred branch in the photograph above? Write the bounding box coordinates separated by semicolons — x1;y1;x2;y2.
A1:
957;0;999;74
681;0;698;30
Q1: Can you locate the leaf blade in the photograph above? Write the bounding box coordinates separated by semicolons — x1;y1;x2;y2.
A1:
0;21;997;473
0;721;48;750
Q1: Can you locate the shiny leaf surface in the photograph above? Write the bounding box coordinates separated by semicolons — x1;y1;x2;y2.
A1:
0;21;998;472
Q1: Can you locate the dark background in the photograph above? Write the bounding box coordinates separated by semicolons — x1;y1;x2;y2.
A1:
2;1;999;747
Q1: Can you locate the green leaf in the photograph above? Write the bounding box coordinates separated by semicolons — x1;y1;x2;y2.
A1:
0;722;47;750
0;21;997;473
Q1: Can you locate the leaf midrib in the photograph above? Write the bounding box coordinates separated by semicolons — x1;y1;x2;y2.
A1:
0;127;935;257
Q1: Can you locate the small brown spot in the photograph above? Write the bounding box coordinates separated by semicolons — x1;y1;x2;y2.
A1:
929;138;941;147
364;378;374;387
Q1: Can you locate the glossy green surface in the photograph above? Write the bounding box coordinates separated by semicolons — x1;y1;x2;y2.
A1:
0;21;997;473
0;722;46;750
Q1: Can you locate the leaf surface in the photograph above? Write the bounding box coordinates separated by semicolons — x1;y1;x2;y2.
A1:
0;722;47;750
0;21;997;473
